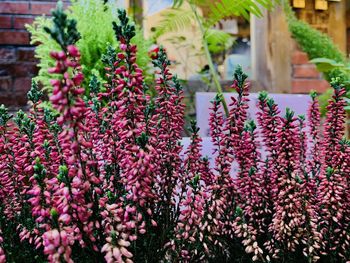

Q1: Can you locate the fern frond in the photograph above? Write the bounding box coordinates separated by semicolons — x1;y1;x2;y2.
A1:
172;0;185;8
205;29;234;54
69;0;118;81
205;0;277;26
152;8;195;39
26;17;60;91
26;0;153;93
157;0;277;38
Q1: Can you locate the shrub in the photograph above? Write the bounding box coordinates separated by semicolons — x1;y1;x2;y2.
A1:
26;0;153;94
284;2;350;112
1;7;350;263
284;2;347;79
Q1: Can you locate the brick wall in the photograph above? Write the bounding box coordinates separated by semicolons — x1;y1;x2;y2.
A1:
291;50;329;94
0;1;63;108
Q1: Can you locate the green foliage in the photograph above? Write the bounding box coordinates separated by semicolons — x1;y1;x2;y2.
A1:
152;8;195;40
154;0;278;54
43;1;80;51
112;9;136;44
205;28;234;54
309;59;350;113
158;0;278;37
153;0;277;115
172;0;277;21
26;0;153;94
234;65;248;88
153;7;232;54
285;9;349;84
88;75;101;95
286;15;345;66
309;58;347;72
201;0;277;24
26;17;59;91
27;80;43;104
68;0;118;84
0;105;11;127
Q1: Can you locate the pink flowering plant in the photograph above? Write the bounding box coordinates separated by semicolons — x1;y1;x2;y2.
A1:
1;6;350;263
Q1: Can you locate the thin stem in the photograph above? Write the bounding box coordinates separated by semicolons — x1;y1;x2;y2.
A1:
189;2;229;116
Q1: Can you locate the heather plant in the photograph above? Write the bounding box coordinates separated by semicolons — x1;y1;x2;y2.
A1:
1;6;350;263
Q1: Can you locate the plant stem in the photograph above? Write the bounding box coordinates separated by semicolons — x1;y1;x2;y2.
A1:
189;2;229;116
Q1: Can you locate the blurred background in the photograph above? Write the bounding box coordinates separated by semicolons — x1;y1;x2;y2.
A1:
0;0;349;109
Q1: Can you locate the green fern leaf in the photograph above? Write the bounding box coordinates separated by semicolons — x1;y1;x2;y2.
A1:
172;0;185;8
206;0;277;27
152;8;195;39
26;0;153;93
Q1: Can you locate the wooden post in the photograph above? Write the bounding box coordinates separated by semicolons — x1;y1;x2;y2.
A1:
328;1;347;53
251;6;293;93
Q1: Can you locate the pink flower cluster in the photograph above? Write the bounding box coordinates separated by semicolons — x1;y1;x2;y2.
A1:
0;18;350;262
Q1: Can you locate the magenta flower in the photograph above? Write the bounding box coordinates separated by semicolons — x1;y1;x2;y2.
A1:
1;6;350;263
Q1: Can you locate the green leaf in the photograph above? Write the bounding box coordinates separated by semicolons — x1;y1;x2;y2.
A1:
172;0;185;8
152;8;195;39
43;1;81;51
309;58;344;72
205;29;234;54
27;80;43;104
205;0;277;27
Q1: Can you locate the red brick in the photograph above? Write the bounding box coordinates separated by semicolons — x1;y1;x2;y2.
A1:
292;51;309;65
0;95;16;107
30;2;56;15
0;76;12;93
0;48;16;63
0;15;12;29
15;63;38;77
0;64;11;76
2;93;27;107
14;77;31;93
13;16;34;29
293;64;321;78
17;47;36;62
0;31;30;45
14;95;28;106
1;63;38;77
292;79;330;93
0;2;30;15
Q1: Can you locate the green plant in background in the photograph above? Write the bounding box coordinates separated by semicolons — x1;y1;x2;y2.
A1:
154;0;278;115
26;0;153;94
284;1;350;113
308;58;350;114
